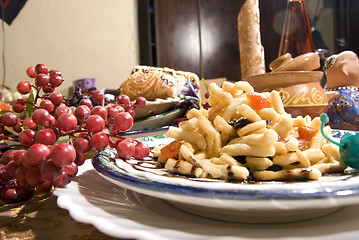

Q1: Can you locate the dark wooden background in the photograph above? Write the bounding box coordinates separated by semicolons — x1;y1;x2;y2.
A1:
138;0;357;81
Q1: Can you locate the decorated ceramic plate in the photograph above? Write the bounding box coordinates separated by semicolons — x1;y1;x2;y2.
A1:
131;108;186;131
92;131;359;223
53;160;359;240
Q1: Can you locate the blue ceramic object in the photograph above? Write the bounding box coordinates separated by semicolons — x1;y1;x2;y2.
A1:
326;87;359;131
320;113;359;169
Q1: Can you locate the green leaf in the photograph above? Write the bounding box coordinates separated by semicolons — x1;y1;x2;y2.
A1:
56;135;70;144
202;78;210;94
0;110;12;115
25;88;36;118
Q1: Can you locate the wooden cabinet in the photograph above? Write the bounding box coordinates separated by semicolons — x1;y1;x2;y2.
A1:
138;0;287;81
338;1;359;55
138;0;359;81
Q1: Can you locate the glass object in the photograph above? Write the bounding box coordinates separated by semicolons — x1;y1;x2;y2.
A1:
278;0;315;57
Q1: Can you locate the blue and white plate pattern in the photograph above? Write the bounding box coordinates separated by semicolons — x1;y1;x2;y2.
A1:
92;130;359;223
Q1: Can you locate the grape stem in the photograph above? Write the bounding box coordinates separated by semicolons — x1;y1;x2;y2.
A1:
34;86;41;104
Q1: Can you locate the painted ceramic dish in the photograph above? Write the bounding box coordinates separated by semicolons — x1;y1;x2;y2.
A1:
131;108;186;131
134;97;180;120
91;131;359;224
248;71;327;118
53;160;359;240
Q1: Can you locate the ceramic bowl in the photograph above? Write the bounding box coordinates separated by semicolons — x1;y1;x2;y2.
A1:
248;71;323;92
248;71;327;118
271;52;320;72
281;82;328;118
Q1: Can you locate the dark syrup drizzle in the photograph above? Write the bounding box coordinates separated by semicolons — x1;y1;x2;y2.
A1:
98;149;358;185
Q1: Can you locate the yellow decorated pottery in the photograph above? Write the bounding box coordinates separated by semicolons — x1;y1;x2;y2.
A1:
281;81;328;118
248;71;327;118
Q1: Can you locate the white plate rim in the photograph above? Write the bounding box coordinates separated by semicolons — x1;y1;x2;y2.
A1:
91;130;359;209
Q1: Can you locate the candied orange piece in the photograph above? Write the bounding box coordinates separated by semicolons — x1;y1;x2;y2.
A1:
298;138;309;151
0;102;11;111
246;92;271;111
160;141;182;159
297;126;318;142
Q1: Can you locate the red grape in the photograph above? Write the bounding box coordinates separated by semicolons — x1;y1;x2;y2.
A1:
35;128;57;145
21;153;33;169
79;98;92;109
91;90;104;104
26;66;37;78
40;99;54;112
36;180;53;193
15;166;28;184
18;129;35;147
73;136;91;153
91;106;107;120
57;110;77;131
17;185;35;201
43;116;56;128
117;95;130;105
27;144;51;166
127;109;136;118
12;101;26;113
51;143;76;167
85;115;105;133
17;81;32;94
2;150;16;164
123;102;134;112
13;150;27;165
113;112;133;131
5;160;18;178
134;142;150;160
74;152;85;166
0;165;11;184
74;105;91;122
54;104;69;119
116;139;135;159
23;117;37;130
65;162;78;177
1;112;18;127
32;109;50;125
35;73;49;87
26;166;44;187
42;85;55;93
40;158;62;181
90;132;109;150
49;75;64;88
134;97;146;108
49;92;64;106
3;188;18;203
35;64;48;74
107;105;124;117
12;121;22;133
49;69;62;78
52;168;73;187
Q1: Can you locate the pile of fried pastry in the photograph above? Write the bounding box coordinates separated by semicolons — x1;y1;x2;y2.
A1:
153;81;345;181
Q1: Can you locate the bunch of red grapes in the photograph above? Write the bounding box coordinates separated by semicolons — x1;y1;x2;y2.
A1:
0;64;149;204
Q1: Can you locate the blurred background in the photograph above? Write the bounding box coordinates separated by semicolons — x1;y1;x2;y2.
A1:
0;0;139;96
0;0;356;96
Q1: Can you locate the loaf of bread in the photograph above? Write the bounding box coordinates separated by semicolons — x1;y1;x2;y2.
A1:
237;0;266;80
119;66;200;101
